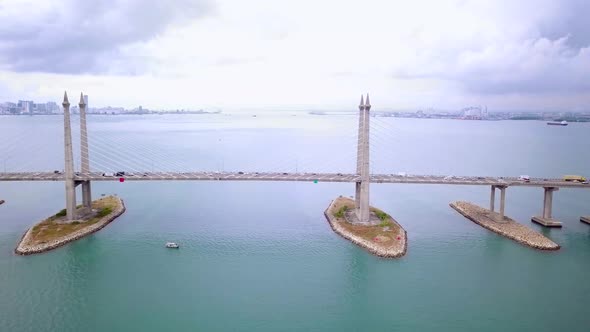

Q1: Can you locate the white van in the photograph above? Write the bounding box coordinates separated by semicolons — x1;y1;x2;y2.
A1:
518;175;530;182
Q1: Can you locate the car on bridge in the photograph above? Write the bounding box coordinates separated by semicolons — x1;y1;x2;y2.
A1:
102;172;114;177
519;175;530;182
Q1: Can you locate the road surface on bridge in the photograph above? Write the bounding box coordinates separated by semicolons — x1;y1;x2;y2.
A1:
1;172;589;188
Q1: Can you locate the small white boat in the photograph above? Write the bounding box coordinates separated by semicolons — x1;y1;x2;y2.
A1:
165;242;179;249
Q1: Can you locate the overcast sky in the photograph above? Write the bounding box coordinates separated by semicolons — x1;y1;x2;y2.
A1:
0;0;589;111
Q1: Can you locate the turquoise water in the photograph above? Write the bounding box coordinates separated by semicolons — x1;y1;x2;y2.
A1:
1;115;590;331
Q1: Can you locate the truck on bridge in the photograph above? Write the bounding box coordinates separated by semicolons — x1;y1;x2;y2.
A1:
563;175;587;183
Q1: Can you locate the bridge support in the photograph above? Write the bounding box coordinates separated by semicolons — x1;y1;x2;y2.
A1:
498;186;506;222
532;187;562;227
489;185;507;222
79;93;92;212
490;185;495;212
581;216;590;225
355;94;371;224
354;94;364;211
63;92;77;221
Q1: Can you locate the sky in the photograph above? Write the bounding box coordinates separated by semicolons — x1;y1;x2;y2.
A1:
0;0;589;111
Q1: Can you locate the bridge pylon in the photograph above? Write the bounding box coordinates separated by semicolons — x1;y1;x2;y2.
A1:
355;94;371;223
79;93;92;212
62;92;77;221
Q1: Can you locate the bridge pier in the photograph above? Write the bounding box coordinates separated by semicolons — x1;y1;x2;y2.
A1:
63;92;77;221
354;95;363;212
581;216;590;225
79;93;92;212
355;94;371;224
355;182;361;208
489;185;507;222
498;186;506;222
532;187;562;227
490;185;496;212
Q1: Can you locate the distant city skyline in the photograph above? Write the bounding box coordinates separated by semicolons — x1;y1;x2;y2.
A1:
2;95;590;123
1;0;589;111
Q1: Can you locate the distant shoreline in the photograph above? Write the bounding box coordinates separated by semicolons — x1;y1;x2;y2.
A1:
0;111;221;116
2;112;590;122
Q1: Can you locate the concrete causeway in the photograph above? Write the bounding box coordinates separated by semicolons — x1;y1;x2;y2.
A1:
451;201;559;250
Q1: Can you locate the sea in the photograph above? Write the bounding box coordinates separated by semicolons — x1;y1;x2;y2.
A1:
1;113;589;331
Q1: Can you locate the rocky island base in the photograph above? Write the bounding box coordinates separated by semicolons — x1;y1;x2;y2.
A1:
15;196;125;255
325;196;407;258
450;201;559;250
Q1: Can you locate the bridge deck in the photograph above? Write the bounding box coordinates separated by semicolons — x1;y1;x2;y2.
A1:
1;172;588;188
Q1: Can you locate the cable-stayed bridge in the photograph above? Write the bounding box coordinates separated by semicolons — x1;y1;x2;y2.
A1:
0;171;587;187
1;92;589;227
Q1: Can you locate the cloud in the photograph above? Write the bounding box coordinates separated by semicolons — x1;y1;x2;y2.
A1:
538;0;590;49
392;37;590;95
0;0;589;110
389;0;590;96
0;0;212;74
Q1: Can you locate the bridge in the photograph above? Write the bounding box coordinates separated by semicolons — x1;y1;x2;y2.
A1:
1;92;589;228
1;171;588;188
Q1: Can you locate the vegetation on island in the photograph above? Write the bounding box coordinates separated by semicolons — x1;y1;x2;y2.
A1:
25;196;120;246
329;197;403;246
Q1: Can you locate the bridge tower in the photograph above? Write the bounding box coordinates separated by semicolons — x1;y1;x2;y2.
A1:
355;95;364;210
355;94;371;223
79;93;92;212
62;92;77;221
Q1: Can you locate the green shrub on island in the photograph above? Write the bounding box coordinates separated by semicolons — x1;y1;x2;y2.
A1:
71;221;80;225
378;220;392;227
96;207;112;218
55;209;67;217
375;210;389;221
334;205;349;218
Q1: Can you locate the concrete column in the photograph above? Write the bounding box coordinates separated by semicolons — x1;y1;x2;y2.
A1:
532;187;561;227
79;93;92;211
490;185;495;212
63;92;77;221
358;94;371;223
355;182;361;208
531;187;561;227
542;187;554;219
498;186;506;222
355;95;364;209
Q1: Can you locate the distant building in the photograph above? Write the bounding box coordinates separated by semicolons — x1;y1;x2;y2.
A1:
35;103;46;113
46;102;59;113
17;100;34;114
461;106;483;119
